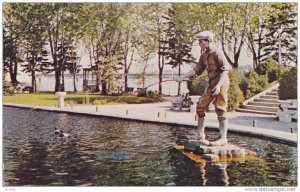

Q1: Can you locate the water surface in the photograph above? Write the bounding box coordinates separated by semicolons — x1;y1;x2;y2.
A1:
3;107;297;186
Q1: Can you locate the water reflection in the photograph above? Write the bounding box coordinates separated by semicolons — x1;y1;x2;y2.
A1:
3;107;297;186
198;162;230;186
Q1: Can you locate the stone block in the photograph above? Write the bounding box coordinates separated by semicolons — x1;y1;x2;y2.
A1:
184;141;247;159
184;140;209;152
203;154;219;161
219;149;227;156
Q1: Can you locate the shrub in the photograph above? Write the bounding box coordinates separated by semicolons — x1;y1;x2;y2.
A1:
3;80;14;95
187;72;208;95
137;89;160;98
240;70;269;99
137;89;147;97
228;70;244;111
255;58;287;83
278;67;297;100
187;70;243;111
146;90;160;98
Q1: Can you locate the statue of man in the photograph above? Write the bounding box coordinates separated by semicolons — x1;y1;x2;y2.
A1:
176;31;231;146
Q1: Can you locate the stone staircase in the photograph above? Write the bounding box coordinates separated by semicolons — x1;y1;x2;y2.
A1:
236;84;279;115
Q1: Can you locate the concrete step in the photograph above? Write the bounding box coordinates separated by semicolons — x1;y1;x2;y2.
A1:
266;92;278;96
248;101;280;108
241;105;279;112
260;95;279;99
236;108;276;115
253;98;279;104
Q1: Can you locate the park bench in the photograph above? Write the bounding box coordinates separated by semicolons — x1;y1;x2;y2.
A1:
171;95;184;111
171;93;192;111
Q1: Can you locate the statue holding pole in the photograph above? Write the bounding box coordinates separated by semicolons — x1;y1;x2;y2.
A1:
176;31;231;146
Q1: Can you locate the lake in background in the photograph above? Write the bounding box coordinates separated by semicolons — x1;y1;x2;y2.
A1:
32;73;189;95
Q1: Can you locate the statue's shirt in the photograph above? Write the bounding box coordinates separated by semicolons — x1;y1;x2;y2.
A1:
193;45;231;83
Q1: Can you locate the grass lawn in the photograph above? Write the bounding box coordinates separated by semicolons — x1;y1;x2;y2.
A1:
3;93;164;106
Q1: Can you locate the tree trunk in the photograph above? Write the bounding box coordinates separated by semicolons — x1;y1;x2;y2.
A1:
54;59;61;92
157;27;162;94
124;45;135;92
177;64;181;96
73;73;77;92
62;69;65;90
9;61;18;85
124;68;128;91
9;62;13;83
31;53;36;93
158;68;163;95
31;70;36;93
95;79;100;92
13;60;18;84
101;80;107;95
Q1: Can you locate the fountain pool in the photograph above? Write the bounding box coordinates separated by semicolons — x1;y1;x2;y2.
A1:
3;107;297;186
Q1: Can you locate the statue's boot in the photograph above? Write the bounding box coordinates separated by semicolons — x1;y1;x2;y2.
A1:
198;115;210;145
210;116;228;146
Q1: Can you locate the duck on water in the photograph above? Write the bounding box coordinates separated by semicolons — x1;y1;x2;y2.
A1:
55;127;71;138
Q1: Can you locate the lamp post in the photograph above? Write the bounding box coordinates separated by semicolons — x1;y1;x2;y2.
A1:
273;27;282;65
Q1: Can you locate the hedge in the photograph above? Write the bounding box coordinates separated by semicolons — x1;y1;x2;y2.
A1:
278;67;297;100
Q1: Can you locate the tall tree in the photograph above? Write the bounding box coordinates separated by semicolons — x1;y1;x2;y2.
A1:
3;4;22;86
58;4;83;92
79;3;101;92
12;3;49;93
260;3;297;66
180;3;251;68
57;40;81;92
219;3;250;68
80;3;127;95
245;3;270;69
139;3;170;94
162;4;196;95
39;3;74;92
40;3;64;92
119;4;138;92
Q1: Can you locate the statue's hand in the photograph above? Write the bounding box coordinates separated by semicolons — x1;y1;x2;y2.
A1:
212;85;221;96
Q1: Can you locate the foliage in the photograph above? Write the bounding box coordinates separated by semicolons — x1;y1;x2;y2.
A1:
278;67;297;100
162;5;196;95
79;3;131;94
3;2;297;95
3;79;15;96
137;89;160;99
138;3;170;94
261;3;297;66
118;4;140;91
3;5;23;84
239;70;269;99
255;58;288;83
187;70;243;111
146;90;161;99
227;70;244;111
187;72;208;95
162;5;195;68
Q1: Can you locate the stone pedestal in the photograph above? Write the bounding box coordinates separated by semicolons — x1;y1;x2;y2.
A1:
277;100;297;122
184;140;246;160
55;91;66;108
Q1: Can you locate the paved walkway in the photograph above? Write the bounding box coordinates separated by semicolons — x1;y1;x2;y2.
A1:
4;101;297;145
